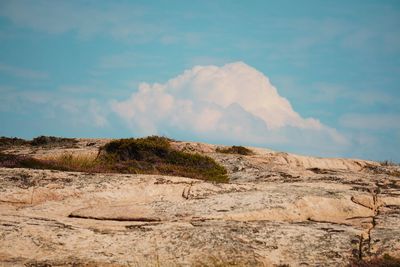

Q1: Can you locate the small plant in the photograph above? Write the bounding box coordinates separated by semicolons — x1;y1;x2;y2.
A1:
349;253;400;267
216;145;254;155
380;160;399;166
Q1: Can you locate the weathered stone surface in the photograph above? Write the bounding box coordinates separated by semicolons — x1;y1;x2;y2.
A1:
0;139;399;266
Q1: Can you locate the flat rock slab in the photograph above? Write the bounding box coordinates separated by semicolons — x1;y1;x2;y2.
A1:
69;205;162;222
0;140;399;266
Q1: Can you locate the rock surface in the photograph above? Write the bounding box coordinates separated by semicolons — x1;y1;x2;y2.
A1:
0;139;399;266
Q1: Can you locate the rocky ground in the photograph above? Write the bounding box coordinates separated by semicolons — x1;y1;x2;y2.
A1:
0;139;399;266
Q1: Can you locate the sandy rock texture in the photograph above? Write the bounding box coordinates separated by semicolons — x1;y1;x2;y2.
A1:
0;139;399;266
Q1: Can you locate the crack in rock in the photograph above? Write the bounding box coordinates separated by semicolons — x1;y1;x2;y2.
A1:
68;214;162;222
182;183;193;200
356;184;384;260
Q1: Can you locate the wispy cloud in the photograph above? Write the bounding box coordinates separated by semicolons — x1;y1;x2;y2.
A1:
311;83;397;106
89;99;108;127
275;79;398;108
98;52;165;70
0;62;48;80
187;56;233;68
0;0;164;41
0;87;108;128
339;113;400;130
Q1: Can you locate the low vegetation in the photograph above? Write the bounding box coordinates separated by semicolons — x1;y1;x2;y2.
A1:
0;153;55;170
30;136;78;147
349;254;400;267
0;136;228;183
216;145;254;155
367;163;400;178
0;152;104;173
99;136;228;182
0;135;78;148
0;137;30;147
380;160;400;166
42;153;99;172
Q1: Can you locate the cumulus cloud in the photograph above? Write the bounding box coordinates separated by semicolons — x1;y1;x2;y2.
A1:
111;62;347;154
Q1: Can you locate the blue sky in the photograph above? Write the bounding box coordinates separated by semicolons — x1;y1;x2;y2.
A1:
0;0;399;161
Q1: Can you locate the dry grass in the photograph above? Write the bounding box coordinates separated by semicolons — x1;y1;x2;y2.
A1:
41;153;99;172
0;152;97;172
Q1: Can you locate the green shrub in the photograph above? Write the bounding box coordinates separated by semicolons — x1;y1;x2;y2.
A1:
30;136;78;147
101;136;171;161
0;137;30;147
99;136;228;182
216;145;254;155
0;136;78;148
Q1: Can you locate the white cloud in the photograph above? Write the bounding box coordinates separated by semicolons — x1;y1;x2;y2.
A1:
273;79;398;108
112;62;347;152
187;56;233;68
0;0;177;43
0;62;48;80
0;0;163;41
0;86;108;128
339;114;400;130
98;52;165;70
89;99;108;127
312;83;397;106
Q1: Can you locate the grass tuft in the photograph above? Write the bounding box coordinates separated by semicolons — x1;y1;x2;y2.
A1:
42;153;98;172
216;145;254;155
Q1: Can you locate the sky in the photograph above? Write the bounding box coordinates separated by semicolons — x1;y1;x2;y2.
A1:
0;0;399;162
